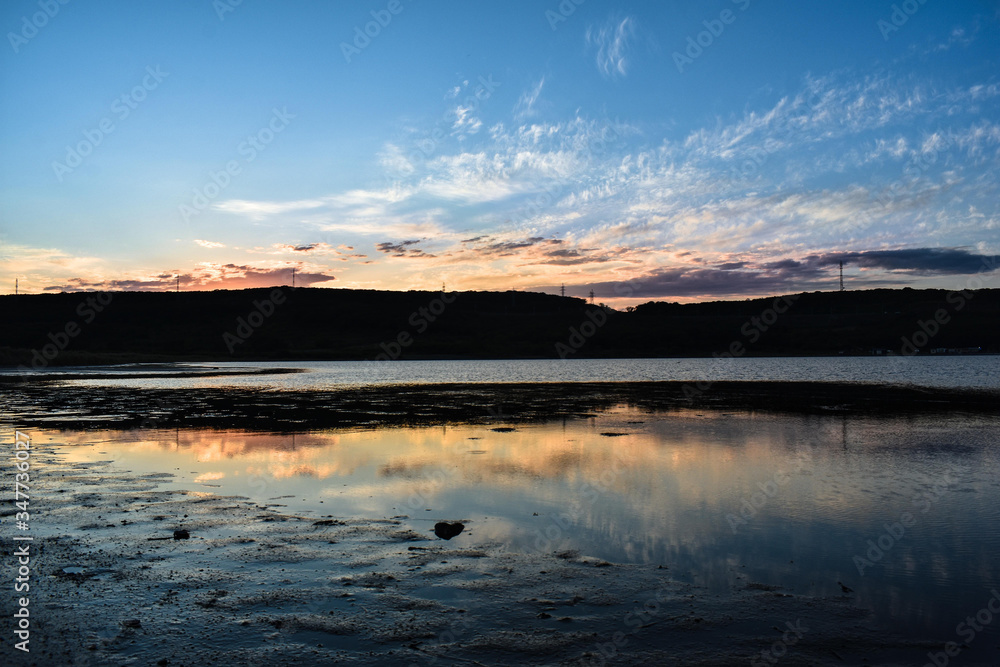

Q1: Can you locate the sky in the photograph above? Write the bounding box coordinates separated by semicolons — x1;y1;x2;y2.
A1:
1;0;999;306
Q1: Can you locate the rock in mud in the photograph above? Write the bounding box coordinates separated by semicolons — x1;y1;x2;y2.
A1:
433;521;464;540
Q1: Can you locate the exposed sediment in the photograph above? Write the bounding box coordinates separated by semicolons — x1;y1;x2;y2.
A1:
0;439;927;666
2;380;997;432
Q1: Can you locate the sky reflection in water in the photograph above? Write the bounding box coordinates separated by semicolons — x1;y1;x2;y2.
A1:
46;406;1000;656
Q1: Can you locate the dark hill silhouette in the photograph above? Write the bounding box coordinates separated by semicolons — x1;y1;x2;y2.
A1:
2;287;998;367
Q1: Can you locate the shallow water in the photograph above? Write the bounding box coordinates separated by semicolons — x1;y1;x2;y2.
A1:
9;355;1000;390
38;406;1000;661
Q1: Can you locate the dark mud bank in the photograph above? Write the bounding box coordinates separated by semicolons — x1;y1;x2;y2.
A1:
4;381;998;431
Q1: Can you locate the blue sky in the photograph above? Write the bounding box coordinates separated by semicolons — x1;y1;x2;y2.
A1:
2;0;998;304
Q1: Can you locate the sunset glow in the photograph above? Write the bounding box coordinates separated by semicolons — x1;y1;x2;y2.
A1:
2;2;998;306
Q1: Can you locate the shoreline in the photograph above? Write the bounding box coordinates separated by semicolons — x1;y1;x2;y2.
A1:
0;367;305;384
1;351;998;369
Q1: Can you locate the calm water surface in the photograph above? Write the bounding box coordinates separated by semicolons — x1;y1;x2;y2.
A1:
40;406;1000;662
20;355;1000;390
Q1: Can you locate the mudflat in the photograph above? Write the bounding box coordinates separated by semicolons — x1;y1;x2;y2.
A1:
3;438;919;666
3;380;999;433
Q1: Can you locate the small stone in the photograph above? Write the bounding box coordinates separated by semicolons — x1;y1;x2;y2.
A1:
434;522;465;540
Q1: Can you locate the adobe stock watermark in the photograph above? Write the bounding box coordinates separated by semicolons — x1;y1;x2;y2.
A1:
555;308;608;359
577;584;673;666
852;465;961;575
7;0;70;54
340;0;408;64
895;255;998;355
16;292;113;377
529;455;628;557
877;0;929;41
383;74;500;181
488;452;630;562
727;81;826;183
750;619;810;667
499;121;627;235
52;66;169;182
673;0;751;74
611;275;649;302
545;0;585;31
212;0;243;21
405;615;473;667
922;589;1000;667
682;294;798;401
11;430;34;654
850;129;956;236
222;288;287;354
371;291;456;361
179;107;294;222
726;452;813;534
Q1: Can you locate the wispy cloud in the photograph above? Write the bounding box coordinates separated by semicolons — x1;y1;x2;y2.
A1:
586;16;636;78
194;239;225;248
213;198;327;220
451;104;482;139
34;58;996;301
930;25;978;52
204;62;999;301
514;77;545;121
